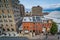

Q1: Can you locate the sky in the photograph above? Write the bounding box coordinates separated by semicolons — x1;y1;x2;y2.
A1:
19;0;60;9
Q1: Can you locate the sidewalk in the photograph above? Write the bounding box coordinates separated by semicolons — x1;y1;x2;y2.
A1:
29;34;45;40
29;34;60;40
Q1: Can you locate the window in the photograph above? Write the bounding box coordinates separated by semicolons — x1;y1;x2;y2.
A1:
27;26;28;28
6;0;8;2
20;30;22;33
12;0;15;2
8;15;12;18
9;34;11;36
3;14;7;18
43;20;47;23
4;19;8;22
0;16;1;18
33;17;36;22
0;31;1;33
5;4;9;8
11;24;13;26
11;28;14;31
0;5;1;7
4;33;6;35
2;10;4;13
3;28;5;31
8;14;12;18
7;28;10;31
30;30;32;32
36;16;40;21
3;16;7;18
6;24;8;26
14;34;15;36
0;20;3;22
7;10;9;13
24;26;25;28
1;24;3;27
9;19;13;22
24;19;26;21
33;23;35;24
2;5;3;7
47;20;49;23
0;4;3;8
33;30;35;32
4;0;5;3
0;4;3;7
4;0;8;3
29;19;31;21
0;0;1;2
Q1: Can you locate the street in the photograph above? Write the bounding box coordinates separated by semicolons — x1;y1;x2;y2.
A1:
0;34;60;40
29;34;60;40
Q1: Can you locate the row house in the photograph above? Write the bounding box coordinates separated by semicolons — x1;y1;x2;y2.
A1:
22;16;52;35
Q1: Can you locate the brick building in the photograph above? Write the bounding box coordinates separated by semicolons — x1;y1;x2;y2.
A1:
22;16;52;35
42;18;52;32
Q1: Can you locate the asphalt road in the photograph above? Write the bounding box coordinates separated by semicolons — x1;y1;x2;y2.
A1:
0;34;60;40
0;37;29;40
29;34;60;40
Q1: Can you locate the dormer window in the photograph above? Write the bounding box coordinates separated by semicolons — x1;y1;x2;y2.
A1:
30;19;31;21
24;19;26;21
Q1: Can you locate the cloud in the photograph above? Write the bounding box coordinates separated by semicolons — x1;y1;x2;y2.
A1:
49;3;60;8
42;3;60;9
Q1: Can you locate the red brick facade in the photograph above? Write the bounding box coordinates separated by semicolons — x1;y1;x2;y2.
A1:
22;22;52;34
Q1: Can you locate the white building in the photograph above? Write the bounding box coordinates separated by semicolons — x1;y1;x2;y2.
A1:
44;11;60;32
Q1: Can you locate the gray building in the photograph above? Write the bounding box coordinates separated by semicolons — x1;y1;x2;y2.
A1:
20;4;25;17
0;0;21;36
32;6;43;16
44;11;60;32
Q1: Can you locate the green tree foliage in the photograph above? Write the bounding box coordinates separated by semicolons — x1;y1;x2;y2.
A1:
50;21;58;35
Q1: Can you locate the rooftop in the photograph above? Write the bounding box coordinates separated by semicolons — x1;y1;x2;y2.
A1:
44;11;60;23
22;16;51;22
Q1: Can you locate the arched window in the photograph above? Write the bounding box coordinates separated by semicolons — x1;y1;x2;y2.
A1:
6;24;8;26
7;28;10;31
0;31;1;33
3;28;5;31
11;28;14;31
33;30;35;32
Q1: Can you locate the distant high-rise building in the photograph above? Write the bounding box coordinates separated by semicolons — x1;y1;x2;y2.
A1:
20;4;25;17
43;12;49;15
25;11;32;16
0;0;21;36
32;6;43;16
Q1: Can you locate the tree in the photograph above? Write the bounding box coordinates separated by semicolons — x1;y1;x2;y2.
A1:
50;21;58;35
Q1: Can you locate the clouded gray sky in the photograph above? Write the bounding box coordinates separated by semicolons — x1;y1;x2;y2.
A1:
20;0;60;9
